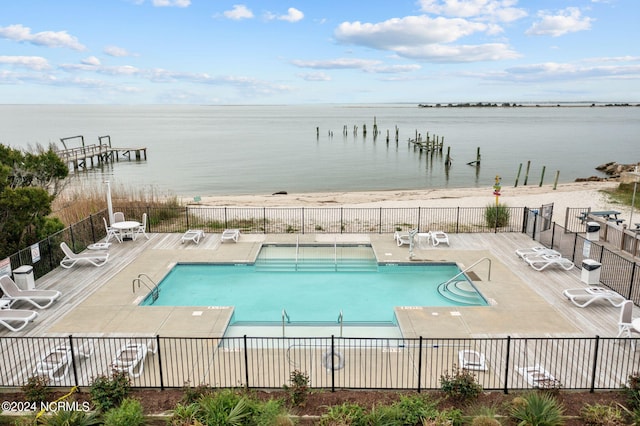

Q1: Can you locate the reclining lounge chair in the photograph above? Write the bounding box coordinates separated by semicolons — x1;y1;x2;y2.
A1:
181;229;205;245
429;231;450;247
515;246;560;259
0;308;38;332
525;254;574;271
60;242;109;268
517;365;561;389
35;340;94;382
393;229;417;246
458;349;487;371
221;229;241;243
0;275;61;309
563;286;625;308
112;340;157;378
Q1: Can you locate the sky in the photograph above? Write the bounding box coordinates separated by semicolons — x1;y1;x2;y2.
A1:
0;0;638;105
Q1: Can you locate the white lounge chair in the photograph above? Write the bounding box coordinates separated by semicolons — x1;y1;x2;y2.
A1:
135;213;149;240
458;350;487;371
517;365;561;389
103;217;122;243
112;340;157;378
0;308;38;332
181;229;205;245
221;229;241;243
35;340;94;382
524;254;574;271
393;229;417;246
563;287;625;308
430;231;450;247
60;242;109;268
0;275;61;309
515;246;560;259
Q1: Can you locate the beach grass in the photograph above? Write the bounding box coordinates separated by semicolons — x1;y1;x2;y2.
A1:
51;182;182;226
602;183;640;209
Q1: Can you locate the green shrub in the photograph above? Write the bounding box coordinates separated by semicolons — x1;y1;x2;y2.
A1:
89;372;131;412
624;371;640;411
283;369;309;406
392;394;440;424
509;392;565;426
197;390;253;426
484;203;511;228
440;366;483;403
180;382;212;404
22;375;51;404
168;402;200;426
319;402;367;426
37;410;101;426
101;397;144;426
253;398;293;426
580;402;626;425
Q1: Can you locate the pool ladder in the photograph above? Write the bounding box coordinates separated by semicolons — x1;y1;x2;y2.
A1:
132;273;159;302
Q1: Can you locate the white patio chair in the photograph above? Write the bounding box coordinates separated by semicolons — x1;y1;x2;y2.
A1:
135;213;149;240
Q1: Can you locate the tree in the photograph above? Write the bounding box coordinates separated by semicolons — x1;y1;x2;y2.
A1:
0;143;68;258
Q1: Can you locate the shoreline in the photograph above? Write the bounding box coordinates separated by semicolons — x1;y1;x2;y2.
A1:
183;181;626;226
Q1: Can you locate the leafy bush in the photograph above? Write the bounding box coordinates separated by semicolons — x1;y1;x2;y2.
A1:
283;369;309;406
580;402;626;425
484;203;511;228
440;366;483;402
89;372;131;412
37;410;101;426
22;375;51;404
197;390;253;426
392;394;440;424
102;397;144;426
319;402;367;426
168;402;200;426
509;392;565;426
624;371;640;410
180;382;212;404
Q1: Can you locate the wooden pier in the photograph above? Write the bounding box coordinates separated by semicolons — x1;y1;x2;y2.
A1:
56;135;147;171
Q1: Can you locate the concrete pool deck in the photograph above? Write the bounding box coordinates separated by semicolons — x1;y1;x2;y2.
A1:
3;232;629;340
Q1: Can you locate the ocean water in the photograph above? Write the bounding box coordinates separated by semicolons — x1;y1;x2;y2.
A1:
0;104;637;196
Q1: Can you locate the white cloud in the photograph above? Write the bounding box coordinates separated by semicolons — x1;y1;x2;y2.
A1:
272;7;304;23
104;46;134;57
418;0;527;22
298;72;331;81
291;58;382;70
526;7;594;37
0;55;50;70
334;15;519;62
224;5;254;20
81;56;101;66
0;24;86;51
152;0;190;7
495;61;640;82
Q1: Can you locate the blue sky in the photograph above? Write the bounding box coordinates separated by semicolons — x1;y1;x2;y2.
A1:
1;0;638;104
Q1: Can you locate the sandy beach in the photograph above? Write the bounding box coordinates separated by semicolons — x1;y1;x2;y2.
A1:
185;181;630;227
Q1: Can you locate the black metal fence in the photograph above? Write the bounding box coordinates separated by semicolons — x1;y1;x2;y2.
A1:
526;208;640;305
7;205;528;281
1;335;637;391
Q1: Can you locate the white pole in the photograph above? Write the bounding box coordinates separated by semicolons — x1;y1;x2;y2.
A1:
630;166;640;229
105;180;115;225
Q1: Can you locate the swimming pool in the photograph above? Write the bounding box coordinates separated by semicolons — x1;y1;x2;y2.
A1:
140;244;487;324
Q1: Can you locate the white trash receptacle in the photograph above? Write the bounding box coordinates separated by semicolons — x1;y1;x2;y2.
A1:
586;222;600;241
581;259;602;285
13;265;35;290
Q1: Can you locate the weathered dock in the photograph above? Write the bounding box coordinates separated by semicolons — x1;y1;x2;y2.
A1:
57;135;147;171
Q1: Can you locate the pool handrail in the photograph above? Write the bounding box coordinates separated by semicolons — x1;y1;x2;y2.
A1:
441;257;492;289
133;273;159;302
337;310;343;337
282;308;290;337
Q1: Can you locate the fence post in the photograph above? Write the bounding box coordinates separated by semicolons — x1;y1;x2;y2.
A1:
331;335;336;392
628;265;636;301
589;336;599;393
417;207;422;233
156;335;164;390
379;207;382;234
243;335;249;389
417;336;423;393
263;208;266;234
340;208;343;234
503;336;511;394
68;335;79;387
302;207;305;234
185;206;190;230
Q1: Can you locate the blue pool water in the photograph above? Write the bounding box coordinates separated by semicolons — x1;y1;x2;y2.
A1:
140;246;487;324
